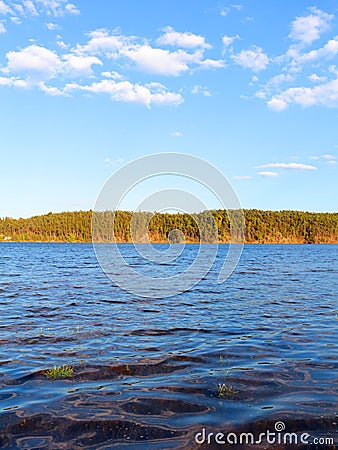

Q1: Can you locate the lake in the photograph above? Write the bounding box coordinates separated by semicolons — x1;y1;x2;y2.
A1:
0;243;337;449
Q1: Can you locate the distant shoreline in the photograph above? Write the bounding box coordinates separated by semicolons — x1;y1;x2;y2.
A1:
1;209;337;244
1;241;337;245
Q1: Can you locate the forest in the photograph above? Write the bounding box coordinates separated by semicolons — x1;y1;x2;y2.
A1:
0;210;337;244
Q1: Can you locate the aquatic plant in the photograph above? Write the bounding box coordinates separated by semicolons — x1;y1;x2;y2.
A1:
44;365;73;380
217;356;238;398
218;382;238;398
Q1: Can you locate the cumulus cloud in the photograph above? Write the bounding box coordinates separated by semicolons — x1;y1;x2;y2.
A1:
267;77;338;110
308;73;327;83
6;45;62;81
256;162;317;170
232;46;269;72
0;24;223;105
242;8;338;112
38;81;65;95
191;84;211;96
45;22;60;30
289;7;334;46
64;79;183;107
157;26;211;49
74;29;129;57
64;3;79;15
63;54;102;77
122;45;194;76
0;21;6;33
74;29;220;76
0;75;28;87
296;36;338;65
101;70;123;80
222;34;240;48
170;131;182;136
198;58;225;69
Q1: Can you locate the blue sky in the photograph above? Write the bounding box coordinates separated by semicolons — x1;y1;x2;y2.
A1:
0;0;337;217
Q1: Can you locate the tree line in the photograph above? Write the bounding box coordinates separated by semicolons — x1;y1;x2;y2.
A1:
0;209;337;244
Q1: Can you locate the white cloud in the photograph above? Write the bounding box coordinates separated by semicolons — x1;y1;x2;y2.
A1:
296;36;338;65
289;7;334;46
0;22;6;33
63;54;102;77
247;9;338;112
75;29;221;76
0;1;13;14
0;0;80;19
221;4;243;16
267;77;338;110
309;154;336;166
308;73;327;83
45;22;60;30
191;84;211;96
256;162;317;170
199;58;225;69
233;175;252;179
64;3;79;15
101;70;123;80
39;81;65;95
232;46;269;72
56;38;68;49
6;45;62;81
75;29;128;57
23;0;38;15
258;171;278;177
0;75;28;88
64;79;183;107
10;16;21;24
267;98;288;111
0;0;80;31
0;25;224;106
35;0;80;16
222;34;240;47
157;26;211;49
170;131;182;136
123;45;194;76
267;73;294;86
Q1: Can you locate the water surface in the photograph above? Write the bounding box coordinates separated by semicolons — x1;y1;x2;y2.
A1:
0;243;337;448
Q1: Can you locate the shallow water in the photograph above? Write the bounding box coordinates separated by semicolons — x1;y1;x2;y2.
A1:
0;243;337;449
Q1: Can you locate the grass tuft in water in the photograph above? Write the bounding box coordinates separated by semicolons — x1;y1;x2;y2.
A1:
218;382;238;398
217;356;238;398
44;365;73;380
